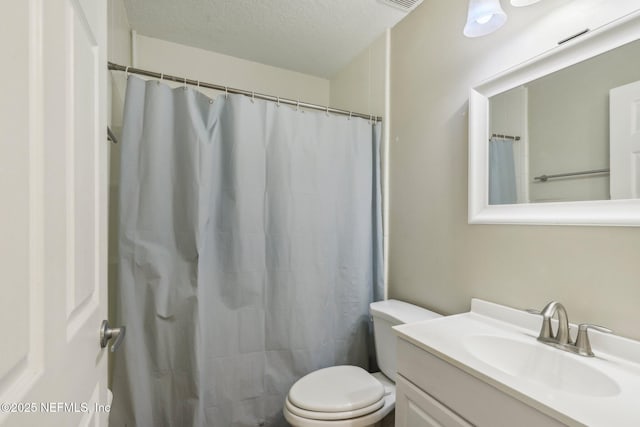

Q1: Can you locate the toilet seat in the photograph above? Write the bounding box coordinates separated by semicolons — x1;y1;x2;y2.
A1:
288;366;385;414
283;372;396;427
285;396;384;421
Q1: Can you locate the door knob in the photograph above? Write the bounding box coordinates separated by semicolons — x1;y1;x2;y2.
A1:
100;320;126;352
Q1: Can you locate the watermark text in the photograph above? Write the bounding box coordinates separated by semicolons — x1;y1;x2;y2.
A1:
1;402;110;414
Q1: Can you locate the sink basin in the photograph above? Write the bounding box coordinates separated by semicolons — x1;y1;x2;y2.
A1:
464;335;621;397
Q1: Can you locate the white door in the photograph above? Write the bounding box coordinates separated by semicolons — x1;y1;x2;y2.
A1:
0;0;108;426
610;80;640;199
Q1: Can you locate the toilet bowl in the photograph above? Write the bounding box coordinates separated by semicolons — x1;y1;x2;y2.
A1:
283;300;441;426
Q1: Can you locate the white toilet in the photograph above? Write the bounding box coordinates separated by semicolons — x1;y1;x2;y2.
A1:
283;299;441;426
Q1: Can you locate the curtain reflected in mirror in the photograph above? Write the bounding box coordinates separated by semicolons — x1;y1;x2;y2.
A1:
489;137;517;204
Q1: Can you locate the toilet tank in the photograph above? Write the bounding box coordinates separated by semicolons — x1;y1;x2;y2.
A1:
370;299;441;382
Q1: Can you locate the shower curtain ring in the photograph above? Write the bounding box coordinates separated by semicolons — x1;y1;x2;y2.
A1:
225;87;229;99
251;91;255;103
349;111;352;120
196;80;200;88
184;77;188;89
296;100;300;111
326;106;330;117
125;66;130;78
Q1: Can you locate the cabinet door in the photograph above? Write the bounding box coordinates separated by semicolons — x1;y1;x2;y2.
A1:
396;375;472;427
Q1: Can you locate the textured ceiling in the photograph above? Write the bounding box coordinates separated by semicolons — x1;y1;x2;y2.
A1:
123;0;411;78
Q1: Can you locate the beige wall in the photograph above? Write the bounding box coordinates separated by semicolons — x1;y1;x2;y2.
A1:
134;34;330;106
107;0;131;386
388;1;640;340
108;0;131;133
330;31;388;118
107;0;130;269
107;0;130;296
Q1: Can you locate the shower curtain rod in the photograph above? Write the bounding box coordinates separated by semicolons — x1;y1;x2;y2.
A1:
108;62;383;122
491;133;521;141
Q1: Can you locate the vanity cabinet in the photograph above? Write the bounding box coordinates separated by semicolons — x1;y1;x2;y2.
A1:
395;338;568;427
395;374;471;427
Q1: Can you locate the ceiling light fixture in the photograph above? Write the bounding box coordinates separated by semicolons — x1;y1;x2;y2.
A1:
511;0;541;6
463;0;508;38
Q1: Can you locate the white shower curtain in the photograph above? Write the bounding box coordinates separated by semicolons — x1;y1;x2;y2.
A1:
489;137;518;205
109;76;383;426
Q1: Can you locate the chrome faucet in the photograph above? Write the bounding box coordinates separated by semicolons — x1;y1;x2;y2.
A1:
537;301;571;346
529;301;613;357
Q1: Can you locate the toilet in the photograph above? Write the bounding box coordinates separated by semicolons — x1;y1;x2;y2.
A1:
283;299;441;426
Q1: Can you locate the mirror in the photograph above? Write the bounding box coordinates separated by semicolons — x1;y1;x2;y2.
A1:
469;11;640;225
489;39;640;205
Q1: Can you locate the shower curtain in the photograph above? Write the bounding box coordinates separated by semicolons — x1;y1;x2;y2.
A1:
489;137;517;204
110;76;383;427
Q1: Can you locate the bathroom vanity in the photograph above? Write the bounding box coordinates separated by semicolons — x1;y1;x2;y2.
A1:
394;342;563;426
393;299;640;427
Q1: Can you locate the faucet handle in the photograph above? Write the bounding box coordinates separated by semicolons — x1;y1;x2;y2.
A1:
575;323;613;357
579;324;612;334
526;308;556;341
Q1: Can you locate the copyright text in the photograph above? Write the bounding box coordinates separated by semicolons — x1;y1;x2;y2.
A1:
1;402;110;414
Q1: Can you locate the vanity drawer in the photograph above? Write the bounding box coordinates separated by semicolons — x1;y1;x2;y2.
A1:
396;338;569;427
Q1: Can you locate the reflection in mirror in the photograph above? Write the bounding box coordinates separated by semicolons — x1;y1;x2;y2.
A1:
489;39;640;205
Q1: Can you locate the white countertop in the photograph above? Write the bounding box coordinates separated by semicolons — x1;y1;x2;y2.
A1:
394;299;640;427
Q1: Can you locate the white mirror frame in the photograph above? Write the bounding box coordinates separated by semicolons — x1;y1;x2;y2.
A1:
469;10;640;226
